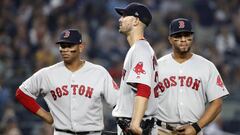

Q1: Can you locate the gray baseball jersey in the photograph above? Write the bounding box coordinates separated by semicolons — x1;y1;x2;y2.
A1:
112;40;159;118
156;53;229;123
19;61;118;133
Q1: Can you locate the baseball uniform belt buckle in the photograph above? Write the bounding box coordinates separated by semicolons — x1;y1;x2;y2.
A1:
155;119;176;131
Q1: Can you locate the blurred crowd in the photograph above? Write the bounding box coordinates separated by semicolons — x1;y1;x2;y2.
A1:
0;0;240;134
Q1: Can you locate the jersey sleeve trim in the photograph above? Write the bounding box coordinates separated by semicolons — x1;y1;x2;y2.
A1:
136;83;151;98
16;88;41;114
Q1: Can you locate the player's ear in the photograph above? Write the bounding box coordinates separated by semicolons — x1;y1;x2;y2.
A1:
133;17;140;26
190;34;194;41
168;36;173;45
79;43;85;52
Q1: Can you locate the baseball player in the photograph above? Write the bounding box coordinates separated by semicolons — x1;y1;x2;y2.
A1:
156;18;229;135
112;3;159;135
15;29;119;135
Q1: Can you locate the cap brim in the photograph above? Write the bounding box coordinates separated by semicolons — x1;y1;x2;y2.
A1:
56;40;78;45
115;8;125;15
170;30;194;36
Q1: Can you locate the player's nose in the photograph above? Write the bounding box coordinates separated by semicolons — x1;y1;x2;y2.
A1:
59;47;70;52
180;36;187;41
119;16;123;22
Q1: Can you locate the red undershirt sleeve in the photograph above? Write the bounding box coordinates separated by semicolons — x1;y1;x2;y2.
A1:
15;88;40;114
136;83;151;98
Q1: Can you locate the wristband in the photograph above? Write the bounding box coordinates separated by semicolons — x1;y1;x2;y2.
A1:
191;122;201;134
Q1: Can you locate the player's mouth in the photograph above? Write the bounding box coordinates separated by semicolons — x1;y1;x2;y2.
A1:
61;54;70;58
178;44;189;50
179;44;187;47
119;23;123;27
179;46;189;50
179;43;188;47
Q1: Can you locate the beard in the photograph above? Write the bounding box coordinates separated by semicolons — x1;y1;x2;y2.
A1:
174;45;191;54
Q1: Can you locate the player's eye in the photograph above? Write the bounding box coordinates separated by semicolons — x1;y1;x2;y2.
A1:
121;15;127;19
172;35;181;38
172;33;192;39
60;44;75;48
182;33;192;37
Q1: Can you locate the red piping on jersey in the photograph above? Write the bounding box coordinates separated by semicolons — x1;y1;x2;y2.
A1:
136;83;151;98
16;88;40;114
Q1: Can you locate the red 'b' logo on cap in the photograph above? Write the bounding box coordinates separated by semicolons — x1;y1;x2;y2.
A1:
178;21;185;29
63;30;70;38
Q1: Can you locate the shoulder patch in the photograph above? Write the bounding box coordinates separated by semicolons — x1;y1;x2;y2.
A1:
216;75;224;88
133;62;146;77
112;80;119;90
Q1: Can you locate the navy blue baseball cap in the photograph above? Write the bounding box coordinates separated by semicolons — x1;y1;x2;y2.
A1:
56;29;82;44
115;3;152;26
169;18;194;36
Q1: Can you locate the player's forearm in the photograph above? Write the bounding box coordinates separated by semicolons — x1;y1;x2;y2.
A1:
197;98;222;128
131;96;148;126
36;107;54;124
16;89;53;124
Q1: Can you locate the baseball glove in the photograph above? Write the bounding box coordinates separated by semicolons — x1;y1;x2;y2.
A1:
116;118;155;135
141;118;155;135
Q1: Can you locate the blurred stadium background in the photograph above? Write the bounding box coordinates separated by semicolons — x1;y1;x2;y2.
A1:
0;0;240;135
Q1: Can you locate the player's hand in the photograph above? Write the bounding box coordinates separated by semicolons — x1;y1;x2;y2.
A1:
36;108;54;125
45;112;54;124
176;125;197;135
129;123;142;135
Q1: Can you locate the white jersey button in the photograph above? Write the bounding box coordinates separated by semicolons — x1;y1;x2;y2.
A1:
180;102;183;105
180;89;183;92
71;74;75;82
179;70;183;74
